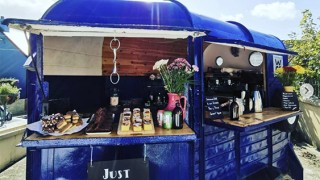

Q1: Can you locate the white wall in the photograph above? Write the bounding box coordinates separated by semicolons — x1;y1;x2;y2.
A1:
43;36;104;76
203;43;264;72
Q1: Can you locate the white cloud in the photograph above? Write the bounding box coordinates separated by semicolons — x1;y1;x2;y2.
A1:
251;1;297;20
0;0;58;19
0;0;58;54
220;13;244;22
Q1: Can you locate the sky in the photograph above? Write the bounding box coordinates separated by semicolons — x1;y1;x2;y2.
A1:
1;0;320;54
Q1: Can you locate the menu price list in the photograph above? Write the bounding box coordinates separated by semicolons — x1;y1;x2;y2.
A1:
281;92;299;111
205;96;224;120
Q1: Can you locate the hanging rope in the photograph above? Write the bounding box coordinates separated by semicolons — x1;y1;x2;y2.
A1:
109;37;120;84
90;145;94;167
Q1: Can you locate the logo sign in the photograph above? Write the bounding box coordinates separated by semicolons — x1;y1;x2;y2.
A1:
88;158;149;180
273;55;283;76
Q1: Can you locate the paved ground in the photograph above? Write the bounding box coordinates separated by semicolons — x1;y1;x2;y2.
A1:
1;142;320;180
293;141;320;179
0;157;25;180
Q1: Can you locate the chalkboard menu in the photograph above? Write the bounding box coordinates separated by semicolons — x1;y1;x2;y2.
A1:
281;92;299;111
205;96;224;120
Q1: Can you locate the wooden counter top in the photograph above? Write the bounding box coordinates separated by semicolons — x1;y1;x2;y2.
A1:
21;122;196;148
206;107;302;132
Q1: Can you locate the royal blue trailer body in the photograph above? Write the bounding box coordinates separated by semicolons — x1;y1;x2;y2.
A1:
2;0;302;179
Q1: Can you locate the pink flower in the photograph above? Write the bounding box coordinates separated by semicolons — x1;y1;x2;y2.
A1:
192;65;199;72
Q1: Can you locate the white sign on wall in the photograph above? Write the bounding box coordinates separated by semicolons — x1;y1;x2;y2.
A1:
273;55;283;76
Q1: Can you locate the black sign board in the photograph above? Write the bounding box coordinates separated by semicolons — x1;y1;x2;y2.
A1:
281;92;299;111
88;158;149;180
205;96;224;119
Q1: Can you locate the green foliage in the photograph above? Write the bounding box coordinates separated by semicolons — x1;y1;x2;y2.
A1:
0;83;20;95
284;10;320;79
0;78;19;87
0;78;20;105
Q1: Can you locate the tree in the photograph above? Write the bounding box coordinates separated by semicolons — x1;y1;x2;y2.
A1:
285;10;320;79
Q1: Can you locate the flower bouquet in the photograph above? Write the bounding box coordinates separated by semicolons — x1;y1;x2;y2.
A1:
153;58;199;94
274;65;306;91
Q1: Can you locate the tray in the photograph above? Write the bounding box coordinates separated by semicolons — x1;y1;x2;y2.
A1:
117;113;155;135
27;118;89;136
85;113;114;135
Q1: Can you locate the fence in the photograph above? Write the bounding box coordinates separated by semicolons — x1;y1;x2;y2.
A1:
305;78;320;98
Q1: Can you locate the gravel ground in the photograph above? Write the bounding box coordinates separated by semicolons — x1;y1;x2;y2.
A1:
293;141;320;180
1;141;320;180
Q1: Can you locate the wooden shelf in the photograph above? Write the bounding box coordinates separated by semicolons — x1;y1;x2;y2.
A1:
205;107;302;132
21;122;196;148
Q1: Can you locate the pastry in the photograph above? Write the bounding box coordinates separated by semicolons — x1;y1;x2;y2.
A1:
59;123;73;133
41;113;63;133
56;119;67;129
143;120;152;131
133;123;142;132
86;108;113;132
63;114;71;119
72;114;80;120
121;120;130;131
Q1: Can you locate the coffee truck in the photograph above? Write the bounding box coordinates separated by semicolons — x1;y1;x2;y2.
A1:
2;0;303;179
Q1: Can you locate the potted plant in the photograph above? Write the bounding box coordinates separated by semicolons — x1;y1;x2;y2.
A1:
274;65;307;92
0;78;20;126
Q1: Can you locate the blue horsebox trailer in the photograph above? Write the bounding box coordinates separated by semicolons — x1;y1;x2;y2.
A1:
2;0;302;179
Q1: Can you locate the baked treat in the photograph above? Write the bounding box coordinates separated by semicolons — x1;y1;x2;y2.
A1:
86;108;113;132
72;118;79;124
133;123;142;132
63;114;71;119
56;119;67;129
72;114;80;120
121;120;130;131
41;113;64;133
143;120;152;131
59;123;73;133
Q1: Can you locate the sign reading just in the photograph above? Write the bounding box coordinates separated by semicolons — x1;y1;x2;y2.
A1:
88;158;149;180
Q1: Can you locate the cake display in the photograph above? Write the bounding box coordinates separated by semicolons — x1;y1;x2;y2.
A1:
117;107;155;135
86;107;114;134
41;111;83;134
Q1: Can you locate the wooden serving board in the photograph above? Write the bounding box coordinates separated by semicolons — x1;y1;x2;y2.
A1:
117;113;155;135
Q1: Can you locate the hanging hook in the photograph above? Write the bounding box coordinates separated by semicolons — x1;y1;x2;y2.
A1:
110;38;120;84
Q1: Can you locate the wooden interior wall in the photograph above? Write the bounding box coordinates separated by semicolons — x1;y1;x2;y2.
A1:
102;37;188;76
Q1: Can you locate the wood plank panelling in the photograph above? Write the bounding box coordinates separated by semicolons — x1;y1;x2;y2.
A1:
102;37;188;76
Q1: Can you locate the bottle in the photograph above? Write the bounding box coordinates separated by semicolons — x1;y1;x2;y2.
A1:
252;85;263;113
156;92;162;106
230;96;239;120
242;84;250;114
172;101;183;129
110;87;119;106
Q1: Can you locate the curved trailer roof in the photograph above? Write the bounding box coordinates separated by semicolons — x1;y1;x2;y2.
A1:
191;14;296;55
1;0;295;55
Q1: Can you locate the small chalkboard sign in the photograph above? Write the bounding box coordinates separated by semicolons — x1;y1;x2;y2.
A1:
88;158;149;180
205;96;224;119
281;92;299;111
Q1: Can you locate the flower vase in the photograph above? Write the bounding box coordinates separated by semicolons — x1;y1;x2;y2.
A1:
284;86;294;92
164;93;187;119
